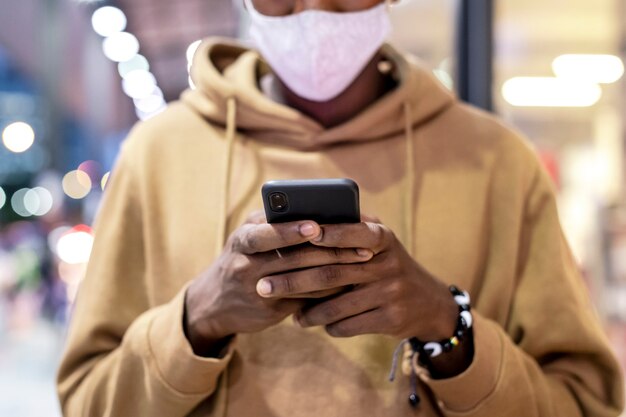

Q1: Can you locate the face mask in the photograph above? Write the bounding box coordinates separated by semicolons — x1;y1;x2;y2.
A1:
245;0;391;102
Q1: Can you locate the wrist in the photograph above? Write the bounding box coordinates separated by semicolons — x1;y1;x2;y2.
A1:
183;284;233;358
410;286;475;379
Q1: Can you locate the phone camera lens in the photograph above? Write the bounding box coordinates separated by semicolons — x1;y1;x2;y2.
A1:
269;192;289;212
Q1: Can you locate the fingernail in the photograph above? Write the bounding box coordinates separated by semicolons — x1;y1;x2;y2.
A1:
256;279;272;296
299;223;316;237
356;248;372;257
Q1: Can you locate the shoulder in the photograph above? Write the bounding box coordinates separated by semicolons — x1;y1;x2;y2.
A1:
123;101;219;156
422;102;544;203
117;101;227;178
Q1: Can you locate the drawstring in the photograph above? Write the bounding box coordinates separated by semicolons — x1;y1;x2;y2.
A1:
389;338;421;407
216;97;238;258
388;101;420;407
402;101;415;255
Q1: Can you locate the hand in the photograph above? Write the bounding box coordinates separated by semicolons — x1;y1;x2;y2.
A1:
184;212;374;356
256;221;458;342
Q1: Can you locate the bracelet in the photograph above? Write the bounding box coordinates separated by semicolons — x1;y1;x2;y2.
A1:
409;285;473;359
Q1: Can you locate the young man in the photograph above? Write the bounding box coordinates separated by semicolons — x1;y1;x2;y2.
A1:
57;0;624;415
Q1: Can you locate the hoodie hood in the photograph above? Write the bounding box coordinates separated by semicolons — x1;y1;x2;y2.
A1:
181;37;455;150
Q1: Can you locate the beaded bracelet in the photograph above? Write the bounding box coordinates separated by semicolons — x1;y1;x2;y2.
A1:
409;285;473;359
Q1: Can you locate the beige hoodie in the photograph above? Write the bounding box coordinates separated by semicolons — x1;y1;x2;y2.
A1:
57;38;624;416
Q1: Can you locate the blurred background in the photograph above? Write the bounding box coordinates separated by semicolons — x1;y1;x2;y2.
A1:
1;0;626;415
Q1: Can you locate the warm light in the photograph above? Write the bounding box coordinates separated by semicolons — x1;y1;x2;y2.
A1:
56;226;94;264
91;6;127;37
118;54;149;78
122;69;157;99
0;186;5;210
61;260;88;304
553;54;625;84
63;170;92;199
11;188;31;217
102;32;139;63
2;121;35;153
502;77;602;107
101;172;110;190
24;187;53;216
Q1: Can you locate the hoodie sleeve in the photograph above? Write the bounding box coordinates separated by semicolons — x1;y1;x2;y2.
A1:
56;137;235;417
420;166;624;416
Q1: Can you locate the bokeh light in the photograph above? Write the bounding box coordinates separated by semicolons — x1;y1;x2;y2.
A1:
91;6;127;37
553;54;625;84
502;77;602;107
24;187;54;216
56;225;94;265
62;170;92;199
122;69;157;99
11;188;31;217
102;32;140;63
101;172;110;190
48;225;71;256
186;40;202;71
118;54;149;78
0;186;5;210
2;121;35;153
78;160;102;184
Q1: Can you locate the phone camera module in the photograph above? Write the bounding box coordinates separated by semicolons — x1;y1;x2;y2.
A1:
269;192;289;212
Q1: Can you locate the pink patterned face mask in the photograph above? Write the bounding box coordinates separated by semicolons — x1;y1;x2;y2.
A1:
245;0;391;102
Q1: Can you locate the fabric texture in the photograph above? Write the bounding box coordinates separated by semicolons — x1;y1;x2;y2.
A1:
57;38;624;416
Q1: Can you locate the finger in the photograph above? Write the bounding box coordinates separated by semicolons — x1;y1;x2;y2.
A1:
255;244;374;278
311;222;392;253
276;286;348;299
295;286;379;328
230;221;321;254
257;261;375;298
324;308;388;338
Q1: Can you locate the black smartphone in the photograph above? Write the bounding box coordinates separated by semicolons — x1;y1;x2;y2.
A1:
262;178;360;224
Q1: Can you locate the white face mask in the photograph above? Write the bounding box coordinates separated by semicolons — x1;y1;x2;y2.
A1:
245;0;391;102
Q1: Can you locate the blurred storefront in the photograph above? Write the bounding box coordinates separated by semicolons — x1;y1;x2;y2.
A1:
1;0;625;415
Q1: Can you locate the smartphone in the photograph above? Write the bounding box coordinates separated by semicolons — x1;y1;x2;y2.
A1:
262;178;360;224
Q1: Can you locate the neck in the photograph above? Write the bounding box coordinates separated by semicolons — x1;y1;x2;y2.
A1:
276;53;396;129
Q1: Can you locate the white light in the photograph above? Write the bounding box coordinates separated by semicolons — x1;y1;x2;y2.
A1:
433;69;453;91
118;54;149;78
187;40;202;71
553;54;625;84
57;230;94;264
11;188;31;217
0;187;5;209
2;121;35;153
48;225;71;255
134;90;166;113
24;187;53;216
102;32;140;63
189;75;196;90
122;70;157;99
91;6;127;37
502;77;602;107
136;104;167;121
